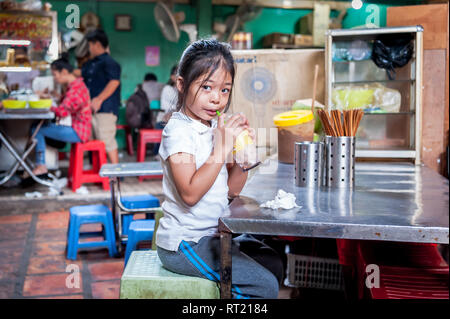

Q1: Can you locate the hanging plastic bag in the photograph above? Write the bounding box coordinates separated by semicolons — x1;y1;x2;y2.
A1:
371;34;414;80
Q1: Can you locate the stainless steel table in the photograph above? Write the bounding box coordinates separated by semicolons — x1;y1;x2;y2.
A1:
219;158;449;298
99;161;163;251
0;109;58;190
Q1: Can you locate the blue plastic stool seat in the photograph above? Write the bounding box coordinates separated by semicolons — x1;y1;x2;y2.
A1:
124;220;156;266
67;204;118;260
120;194;160;236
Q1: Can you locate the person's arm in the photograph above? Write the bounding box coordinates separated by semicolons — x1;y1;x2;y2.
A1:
168;114;247;207
226;162;248;199
91;79;120;113
51;90;73;118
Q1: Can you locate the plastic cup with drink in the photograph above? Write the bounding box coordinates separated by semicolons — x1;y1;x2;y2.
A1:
216;110;260;171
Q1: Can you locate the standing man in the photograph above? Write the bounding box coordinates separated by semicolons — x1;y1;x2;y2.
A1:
82;29;121;164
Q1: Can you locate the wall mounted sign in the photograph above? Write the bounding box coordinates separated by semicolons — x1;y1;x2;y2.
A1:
115;15;132;31
145;46;160;66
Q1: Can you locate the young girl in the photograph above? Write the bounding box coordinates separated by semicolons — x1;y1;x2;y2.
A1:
156;39;283;299
30;57;91;177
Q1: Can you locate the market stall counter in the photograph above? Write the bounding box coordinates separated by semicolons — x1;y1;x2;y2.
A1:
219;156;449;298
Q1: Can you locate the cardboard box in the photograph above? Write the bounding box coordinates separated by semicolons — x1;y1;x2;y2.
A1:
293;34;314;46
263;33;294;48
230;49;325;146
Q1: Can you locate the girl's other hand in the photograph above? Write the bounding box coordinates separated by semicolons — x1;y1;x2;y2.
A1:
215;113;247;156
247;127;256;141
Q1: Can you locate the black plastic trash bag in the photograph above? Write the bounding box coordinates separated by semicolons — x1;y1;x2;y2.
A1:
371;34;414;80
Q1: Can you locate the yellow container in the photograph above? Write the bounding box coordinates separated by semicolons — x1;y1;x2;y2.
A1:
273;110;315;163
29;99;52;109
2;100;27;109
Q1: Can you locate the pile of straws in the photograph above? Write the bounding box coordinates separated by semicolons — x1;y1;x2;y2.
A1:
317;109;364;137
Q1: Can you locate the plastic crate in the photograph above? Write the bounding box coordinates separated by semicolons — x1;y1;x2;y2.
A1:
286;253;345;291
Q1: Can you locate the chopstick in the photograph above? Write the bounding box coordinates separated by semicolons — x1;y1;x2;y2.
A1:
311;64;319;114
317;108;364;137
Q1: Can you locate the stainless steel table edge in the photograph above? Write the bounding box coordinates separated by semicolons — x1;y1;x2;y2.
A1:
219;218;449;244
99;162;163;178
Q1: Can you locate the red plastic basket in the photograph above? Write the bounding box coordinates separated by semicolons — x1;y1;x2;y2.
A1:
356;241;449;299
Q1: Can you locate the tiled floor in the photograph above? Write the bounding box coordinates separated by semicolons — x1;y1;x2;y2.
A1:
0;210;300;299
0;148;333;299
0;211;124;299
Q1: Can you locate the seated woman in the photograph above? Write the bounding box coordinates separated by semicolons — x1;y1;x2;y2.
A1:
31;57;91;177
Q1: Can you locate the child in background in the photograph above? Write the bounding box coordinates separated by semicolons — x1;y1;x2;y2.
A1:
156;39;283;299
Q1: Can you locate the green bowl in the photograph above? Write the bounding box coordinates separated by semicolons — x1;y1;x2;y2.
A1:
29;99;52;109
2;100;27;109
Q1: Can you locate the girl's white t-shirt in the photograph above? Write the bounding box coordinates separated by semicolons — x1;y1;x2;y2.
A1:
156;111;229;251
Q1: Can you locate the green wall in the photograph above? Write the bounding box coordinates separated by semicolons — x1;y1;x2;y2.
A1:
50;0;195;102
49;1;411;101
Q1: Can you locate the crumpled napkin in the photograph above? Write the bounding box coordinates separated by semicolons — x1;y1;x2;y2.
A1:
260;189;300;210
75;186;89;195
25;191;43;199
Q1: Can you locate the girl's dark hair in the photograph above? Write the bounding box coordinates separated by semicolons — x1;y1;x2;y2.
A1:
51;55;74;73
176;38;235;113
167;64;178;86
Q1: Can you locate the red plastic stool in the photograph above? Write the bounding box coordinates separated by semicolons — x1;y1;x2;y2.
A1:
117;124;134;156
136;129;163;182
68;140;110;192
356;241;449;299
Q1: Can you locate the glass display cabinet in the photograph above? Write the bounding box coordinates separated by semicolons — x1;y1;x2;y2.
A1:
0;10;58;73
0;10;59;171
325;26;423;164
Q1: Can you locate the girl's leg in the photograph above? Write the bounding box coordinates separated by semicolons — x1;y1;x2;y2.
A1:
157;236;281;299
233;234;285;285
32;123;81;167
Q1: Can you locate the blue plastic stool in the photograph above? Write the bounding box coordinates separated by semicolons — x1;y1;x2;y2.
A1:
124;220;156;266
67;204;118;260
120;194;160;236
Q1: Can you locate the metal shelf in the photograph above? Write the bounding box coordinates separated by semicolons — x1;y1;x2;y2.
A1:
356;149;416;159
363;111;415;115
325;26;423;165
333;79;415;85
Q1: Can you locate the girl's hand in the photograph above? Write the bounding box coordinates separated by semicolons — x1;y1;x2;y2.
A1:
247;127;256;141
214;113;248;157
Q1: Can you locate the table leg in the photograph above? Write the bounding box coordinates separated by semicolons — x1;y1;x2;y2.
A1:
0;137;36;185
220;230;232;299
0;121;60;191
109;178;122;253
